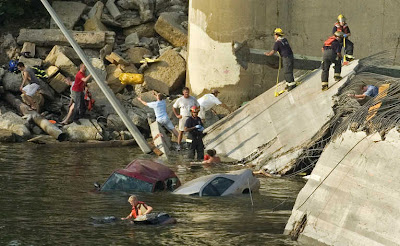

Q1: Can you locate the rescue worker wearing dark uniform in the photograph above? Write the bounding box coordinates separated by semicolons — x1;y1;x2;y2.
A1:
184;106;204;160
333;14;354;60
265;28;296;91
321;31;344;91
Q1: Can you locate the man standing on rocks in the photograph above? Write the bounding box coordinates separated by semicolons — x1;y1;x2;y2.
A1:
265;28;296;91
17;62;40;110
321;31;344;91
71;64;91;123
198;89;231;124
173;87;200;150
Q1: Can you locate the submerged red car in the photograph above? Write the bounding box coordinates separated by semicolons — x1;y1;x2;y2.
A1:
96;159;181;192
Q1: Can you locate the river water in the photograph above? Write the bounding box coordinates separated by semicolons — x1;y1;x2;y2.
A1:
0;143;305;245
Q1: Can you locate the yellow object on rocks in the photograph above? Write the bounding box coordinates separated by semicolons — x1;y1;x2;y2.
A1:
140;57;160;64
119;73;144;85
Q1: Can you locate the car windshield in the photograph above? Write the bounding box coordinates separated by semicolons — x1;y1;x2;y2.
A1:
100;173;153;192
201;177;234;196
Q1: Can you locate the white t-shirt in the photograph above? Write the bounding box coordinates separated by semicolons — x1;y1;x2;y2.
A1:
198;94;222;111
173;95;199;117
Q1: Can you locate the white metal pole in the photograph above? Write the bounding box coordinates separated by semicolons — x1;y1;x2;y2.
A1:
40;0;152;153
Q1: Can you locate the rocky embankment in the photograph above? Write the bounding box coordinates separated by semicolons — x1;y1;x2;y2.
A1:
0;0;220;144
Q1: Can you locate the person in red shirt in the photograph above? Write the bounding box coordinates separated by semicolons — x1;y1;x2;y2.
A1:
121;195;153;220
71;64;91;123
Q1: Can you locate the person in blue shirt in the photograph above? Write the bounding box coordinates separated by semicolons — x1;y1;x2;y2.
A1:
137;92;179;137
348;84;379;100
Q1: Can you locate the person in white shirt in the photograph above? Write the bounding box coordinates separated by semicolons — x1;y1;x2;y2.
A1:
137;92;178;137
172;87;200;148
198;89;231;122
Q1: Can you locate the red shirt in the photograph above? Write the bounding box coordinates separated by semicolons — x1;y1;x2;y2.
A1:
72;71;85;92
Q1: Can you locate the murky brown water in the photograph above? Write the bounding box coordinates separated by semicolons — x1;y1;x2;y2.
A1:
0;143;305;245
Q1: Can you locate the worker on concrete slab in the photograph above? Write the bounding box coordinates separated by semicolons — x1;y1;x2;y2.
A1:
173;87;200;150
265;28;296;91
333;14;354;60
321;31;344;91
198;89;231;123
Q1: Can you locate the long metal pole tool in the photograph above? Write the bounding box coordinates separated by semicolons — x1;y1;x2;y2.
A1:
40;0;151;153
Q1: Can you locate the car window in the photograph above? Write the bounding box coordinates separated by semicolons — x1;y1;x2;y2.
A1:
165;178;179;191
100;173;153;192
201;177;234;196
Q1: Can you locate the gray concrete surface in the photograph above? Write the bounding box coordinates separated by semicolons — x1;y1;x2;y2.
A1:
203;61;358;174
284;129;400;246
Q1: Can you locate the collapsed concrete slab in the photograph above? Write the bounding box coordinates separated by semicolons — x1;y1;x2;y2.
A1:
144;49;186;95
49;1;87;30
285;129;400;245
149;121;171;159
155;12;187;47
17;29;115;49
203;61;359;174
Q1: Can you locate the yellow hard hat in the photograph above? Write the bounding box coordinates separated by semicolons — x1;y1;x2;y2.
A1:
337;14;346;22
334;31;344;38
274;28;284;36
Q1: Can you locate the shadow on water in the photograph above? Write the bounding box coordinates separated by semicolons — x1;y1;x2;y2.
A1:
0;143;305;245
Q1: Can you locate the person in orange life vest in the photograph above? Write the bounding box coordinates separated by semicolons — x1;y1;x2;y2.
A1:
265;28;296;91
333;14;354;59
321;31;344;91
121;195;153;220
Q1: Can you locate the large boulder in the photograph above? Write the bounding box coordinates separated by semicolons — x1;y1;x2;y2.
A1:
2;72;21;92
107;107;149;131
123;22;156;37
0;129;16;142
91;58;107;82
64;119;103;141
118;10;142;28
44;45;80;66
0;112;30;138
126;47;152;64
144;49;186;95
0;34;18;63
106;64;126;93
48;73;69;94
50;1;87;30
54;53;79;78
18;56;43;68
154;12;187;47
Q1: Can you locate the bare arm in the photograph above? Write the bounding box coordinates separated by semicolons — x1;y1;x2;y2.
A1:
265;50;276;56
143;205;153;215
82;74;92;83
221;103;232;112
20;71;29;91
173;107;182;119
137;97;148;106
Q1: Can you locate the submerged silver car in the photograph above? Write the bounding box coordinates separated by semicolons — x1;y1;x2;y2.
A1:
173;169;260;196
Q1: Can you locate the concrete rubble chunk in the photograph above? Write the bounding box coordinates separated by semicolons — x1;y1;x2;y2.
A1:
126;47;152;64
0;129;16;143
85;1;109;32
18;56;43;68
50;1;87;30
118;10;142;28
54;53;78;78
131;0;155;22
117;0;138;10
46;66;60;79
106;64;126;93
106;0;122;19
0;112;30;138
144;49;186;95
155;12;188;47
17;29;111;49
49;73;69;94
0;34;17;62
2;72;21;92
64;119;103;141
125;32;140;46
21;42;36;58
106;52;130;65
91;58;107;82
87;82;115;116
123;22;156;37
100;44;113;60
128;107;149;130
45;45;80;67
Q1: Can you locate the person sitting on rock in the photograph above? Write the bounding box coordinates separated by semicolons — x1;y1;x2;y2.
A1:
137;92;179;137
17;62;40;111
121;195;153;220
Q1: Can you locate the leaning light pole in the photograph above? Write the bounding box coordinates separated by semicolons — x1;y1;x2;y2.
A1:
40;0;152;153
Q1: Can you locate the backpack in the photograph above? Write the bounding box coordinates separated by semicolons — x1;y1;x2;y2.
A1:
8;60;18;73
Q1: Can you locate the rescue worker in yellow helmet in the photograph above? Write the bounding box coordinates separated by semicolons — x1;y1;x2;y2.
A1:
333;14;354;60
265;28;296;91
321;31;344;91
